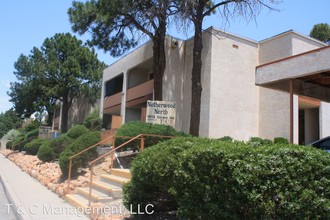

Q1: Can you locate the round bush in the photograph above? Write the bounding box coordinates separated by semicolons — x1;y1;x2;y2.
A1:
66;125;89;139
83;111;102;131
25;128;39;140
6;141;13;149
124;137;330;219
49;134;74;158
25;138;49;155
37;143;55;162
11;135;25;151
115;121;188;151
274;137;289;144
59;131;100;179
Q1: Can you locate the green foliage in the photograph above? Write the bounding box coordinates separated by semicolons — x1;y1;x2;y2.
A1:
274;137;289;144
83;111;102;131
11;135;25;151
24;119;41;132
310;23;330;44
6;141;13;149
37;143;55;162
49;134;74;158
24;138;49;155
124;137;330;219
25;128;39;140
3;129;21;141
247;136;273;146
59;131;100;178
8;32;105;133
66;125;89;139
115;121;188;151
218;136;233;142
0;108;22;138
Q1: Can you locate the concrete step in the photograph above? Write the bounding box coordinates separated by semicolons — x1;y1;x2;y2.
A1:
65;193;89;209
92;180;123;198
77;187;113;203
100;174;130;187
110;168;131;179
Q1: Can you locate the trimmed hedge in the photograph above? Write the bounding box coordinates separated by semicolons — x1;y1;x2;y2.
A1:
247;136;273;146
49;134;74;158
25;128;39;140
274;137;289;144
124;137;330;219
24;138;49;155
66;125;89;139
115;121;188;151
37;143;55;162
59;131;100;179
83;111;102;131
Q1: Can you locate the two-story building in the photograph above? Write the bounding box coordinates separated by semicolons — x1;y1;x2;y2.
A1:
100;27;330;144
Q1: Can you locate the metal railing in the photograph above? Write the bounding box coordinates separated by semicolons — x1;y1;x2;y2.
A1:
86;134;174;206
67;135;115;190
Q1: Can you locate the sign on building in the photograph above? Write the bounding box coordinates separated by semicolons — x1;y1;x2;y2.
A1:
146;100;176;127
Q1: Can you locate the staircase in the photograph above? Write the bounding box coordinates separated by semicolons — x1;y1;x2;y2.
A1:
65;168;131;209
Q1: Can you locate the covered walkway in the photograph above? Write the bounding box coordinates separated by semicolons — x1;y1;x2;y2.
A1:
256;46;330;143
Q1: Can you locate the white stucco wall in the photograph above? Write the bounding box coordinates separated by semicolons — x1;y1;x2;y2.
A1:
162;37;187;132
320;102;330;138
208;30;259;140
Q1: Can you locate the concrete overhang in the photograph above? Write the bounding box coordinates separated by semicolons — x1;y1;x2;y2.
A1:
256;46;330;102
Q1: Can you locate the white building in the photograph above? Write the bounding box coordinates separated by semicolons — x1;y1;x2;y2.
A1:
101;27;330;144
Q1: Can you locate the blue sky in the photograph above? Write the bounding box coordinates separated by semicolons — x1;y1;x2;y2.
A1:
0;0;329;114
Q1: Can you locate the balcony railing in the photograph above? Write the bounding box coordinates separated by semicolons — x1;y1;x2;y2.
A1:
103;79;154;111
126;79;154;102
103;92;122;109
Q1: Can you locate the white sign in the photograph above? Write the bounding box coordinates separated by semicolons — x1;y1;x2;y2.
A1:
146;100;176;127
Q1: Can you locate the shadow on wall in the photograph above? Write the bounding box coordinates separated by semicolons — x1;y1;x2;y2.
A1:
68;98;101;130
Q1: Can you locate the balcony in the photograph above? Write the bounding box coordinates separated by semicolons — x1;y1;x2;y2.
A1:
103;92;122;114
126;79;154;107
103;79;154;113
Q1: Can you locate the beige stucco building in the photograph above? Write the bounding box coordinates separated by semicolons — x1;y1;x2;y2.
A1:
101;27;330;144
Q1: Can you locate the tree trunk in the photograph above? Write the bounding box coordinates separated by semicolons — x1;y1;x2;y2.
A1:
60;94;70;133
189;13;204;136
152;20;166;101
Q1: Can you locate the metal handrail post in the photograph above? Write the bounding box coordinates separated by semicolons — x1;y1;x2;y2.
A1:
88;164;94;206
67;159;72;191
140;136;145;151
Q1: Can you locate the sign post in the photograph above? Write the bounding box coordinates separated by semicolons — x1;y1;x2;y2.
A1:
145;100;176;127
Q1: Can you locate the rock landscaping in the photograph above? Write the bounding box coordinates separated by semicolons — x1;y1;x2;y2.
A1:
0;149;130;220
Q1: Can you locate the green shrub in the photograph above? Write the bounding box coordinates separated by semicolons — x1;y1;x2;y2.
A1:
24;119;41;132
218;136;233;142
49;134;74;158
37;143;55;162
274;137;289;144
124;137;330;219
115;121;188;151
59;131;100;179
24;138;49;155
25;128;39;140
248;136;273;146
11;135;25;151
83;111;102;131
6;141;13;149
66;125;89;139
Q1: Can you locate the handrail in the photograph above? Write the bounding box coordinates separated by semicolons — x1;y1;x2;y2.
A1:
67;134;136;190
67;135;115;190
86;134;175;206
